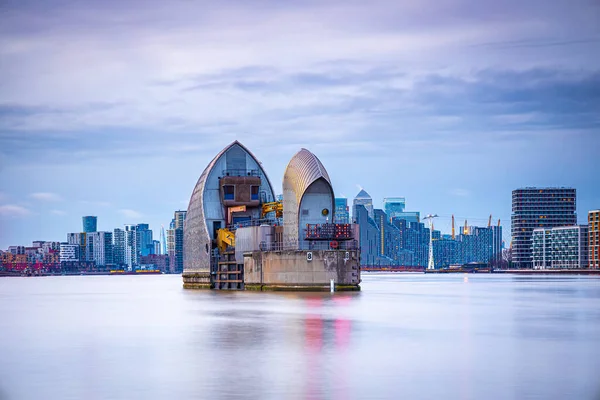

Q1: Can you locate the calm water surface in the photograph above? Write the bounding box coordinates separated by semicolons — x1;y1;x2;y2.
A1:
1;273;599;400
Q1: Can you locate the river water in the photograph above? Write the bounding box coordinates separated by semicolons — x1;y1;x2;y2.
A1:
0;273;599;400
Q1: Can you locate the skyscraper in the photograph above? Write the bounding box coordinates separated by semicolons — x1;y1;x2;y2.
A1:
354;204;381;266
82;216;97;233
511;188;576;268
334;198;349;224
589;210;599;269
353;189;374;220
160;225;167;255
86;231;114;267
136;223;153;257
383;197;405;220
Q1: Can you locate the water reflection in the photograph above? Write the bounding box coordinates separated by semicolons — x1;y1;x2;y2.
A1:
1;275;600;400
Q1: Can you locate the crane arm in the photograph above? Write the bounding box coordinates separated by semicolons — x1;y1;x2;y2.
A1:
261;201;283;218
216;228;235;253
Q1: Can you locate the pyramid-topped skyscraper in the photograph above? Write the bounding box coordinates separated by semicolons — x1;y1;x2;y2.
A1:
353;189;374;220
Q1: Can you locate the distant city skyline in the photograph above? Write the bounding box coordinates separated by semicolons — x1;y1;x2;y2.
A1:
1;181;598;249
1;0;599;249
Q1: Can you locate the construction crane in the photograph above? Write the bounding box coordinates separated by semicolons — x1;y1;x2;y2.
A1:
216;228;235;254
423;214;438;270
261;201;283;218
451;215;455;240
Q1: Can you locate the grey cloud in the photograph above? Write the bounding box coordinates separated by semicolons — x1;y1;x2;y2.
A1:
2;66;598;165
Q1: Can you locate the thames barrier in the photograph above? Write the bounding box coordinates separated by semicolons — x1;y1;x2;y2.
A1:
181;141;360;291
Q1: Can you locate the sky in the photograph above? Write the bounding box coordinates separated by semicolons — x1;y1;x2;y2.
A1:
0;0;599;249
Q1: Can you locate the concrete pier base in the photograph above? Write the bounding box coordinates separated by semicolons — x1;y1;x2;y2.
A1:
245;283;360;292
243;249;361;291
182;271;211;289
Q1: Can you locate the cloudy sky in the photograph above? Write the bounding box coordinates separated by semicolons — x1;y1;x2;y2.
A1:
0;0;599;248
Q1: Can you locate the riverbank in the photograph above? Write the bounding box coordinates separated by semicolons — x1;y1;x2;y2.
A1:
0;270;164;277
363;268;600;275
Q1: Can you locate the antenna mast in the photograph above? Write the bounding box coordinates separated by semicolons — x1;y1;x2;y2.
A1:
423;214;438;270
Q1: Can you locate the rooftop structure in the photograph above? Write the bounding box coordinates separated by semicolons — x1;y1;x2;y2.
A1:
353;189;374;220
82;216;97;233
383;197;406;220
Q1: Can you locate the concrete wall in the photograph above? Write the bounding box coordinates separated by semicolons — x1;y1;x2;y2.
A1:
244;249;360;290
235;225;274;263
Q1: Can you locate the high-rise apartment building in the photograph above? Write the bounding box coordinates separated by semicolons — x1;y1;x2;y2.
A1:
353;189;374;220
511;188;576;268
173;211;187;229
82;216;97;233
383;197;405;220
124;224;138;267
86;231;113;267
167;211;187;273
590;210;599;269
334;198;349;224
433;238;461;268
459;226;494;264
67;232;88;261
113;228;125;266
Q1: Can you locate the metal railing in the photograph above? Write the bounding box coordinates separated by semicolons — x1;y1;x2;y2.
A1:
227;218;282;230
221;169;260;177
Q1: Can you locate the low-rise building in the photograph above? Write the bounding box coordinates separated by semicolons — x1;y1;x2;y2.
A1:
532;229;552;269
60;244;79;262
532;225;589;269
140;254;170;272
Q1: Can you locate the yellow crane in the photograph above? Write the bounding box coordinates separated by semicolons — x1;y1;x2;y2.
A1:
261;201;283;218
216;228;235;253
